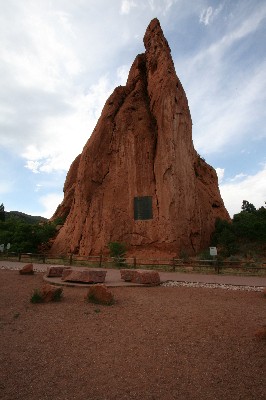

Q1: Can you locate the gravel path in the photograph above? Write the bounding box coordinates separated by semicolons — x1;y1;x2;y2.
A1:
0;269;265;400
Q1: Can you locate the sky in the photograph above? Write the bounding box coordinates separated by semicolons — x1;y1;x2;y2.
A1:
0;0;265;218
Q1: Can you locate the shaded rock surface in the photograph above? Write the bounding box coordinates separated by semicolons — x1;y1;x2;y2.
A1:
51;18;230;258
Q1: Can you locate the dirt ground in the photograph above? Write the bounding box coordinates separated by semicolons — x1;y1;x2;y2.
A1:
0;270;265;400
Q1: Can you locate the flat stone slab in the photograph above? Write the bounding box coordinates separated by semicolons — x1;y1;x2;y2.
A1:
120;269;137;282
62;268;107;283
120;269;160;285
47;266;71;277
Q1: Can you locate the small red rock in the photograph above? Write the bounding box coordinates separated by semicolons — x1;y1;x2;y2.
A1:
41;284;63;302
19;263;34;275
85;284;114;305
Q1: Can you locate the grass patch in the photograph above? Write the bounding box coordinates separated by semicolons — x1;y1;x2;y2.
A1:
30;289;43;304
51;288;63;302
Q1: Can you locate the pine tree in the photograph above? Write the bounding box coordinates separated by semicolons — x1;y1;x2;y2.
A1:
0;203;5;222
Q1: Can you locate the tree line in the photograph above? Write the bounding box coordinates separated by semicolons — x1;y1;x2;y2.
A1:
0;203;58;253
0;200;265;256
211;200;266;257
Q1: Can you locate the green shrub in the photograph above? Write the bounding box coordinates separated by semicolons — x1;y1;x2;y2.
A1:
51;288;63;302
197;250;211;260
30;289;43;304
108;241;127;268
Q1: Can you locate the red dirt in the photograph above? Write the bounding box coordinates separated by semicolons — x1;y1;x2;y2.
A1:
0;270;265;400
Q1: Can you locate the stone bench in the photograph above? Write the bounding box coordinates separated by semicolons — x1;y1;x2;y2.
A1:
120;269;160;285
61;268;107;283
46;266;71;277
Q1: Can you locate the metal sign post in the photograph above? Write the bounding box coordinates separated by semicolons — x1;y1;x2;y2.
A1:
209;247;219;273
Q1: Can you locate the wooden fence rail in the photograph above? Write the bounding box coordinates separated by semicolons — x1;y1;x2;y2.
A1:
1;252;265;275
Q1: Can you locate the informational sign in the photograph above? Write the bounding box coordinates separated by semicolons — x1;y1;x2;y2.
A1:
209;247;217;256
0;244;4;252
134;196;153;220
6;243;11;250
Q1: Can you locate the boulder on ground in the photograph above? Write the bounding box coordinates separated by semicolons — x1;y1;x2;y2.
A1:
85;284;114;305
41;284;63;302
47;266;71;277
19;263;34;275
120;269;160;285
62;268;107;283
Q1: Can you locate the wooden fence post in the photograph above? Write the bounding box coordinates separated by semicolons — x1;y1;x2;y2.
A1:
172;257;176;272
133;257;137;269
69;253;73;265
99;254;103;268
216;258;220;274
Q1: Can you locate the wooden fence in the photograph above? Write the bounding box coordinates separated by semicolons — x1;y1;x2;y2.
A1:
1;252;266;276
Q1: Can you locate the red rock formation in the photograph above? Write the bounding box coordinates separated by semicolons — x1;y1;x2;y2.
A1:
50;18;230;258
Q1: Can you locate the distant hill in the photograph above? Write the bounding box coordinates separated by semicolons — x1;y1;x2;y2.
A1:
5;211;48;225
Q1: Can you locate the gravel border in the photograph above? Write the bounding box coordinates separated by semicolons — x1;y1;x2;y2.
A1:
161;280;265;291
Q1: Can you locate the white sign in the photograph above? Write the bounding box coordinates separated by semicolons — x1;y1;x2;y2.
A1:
6;243;11;250
0;244;4;252
209;247;217;256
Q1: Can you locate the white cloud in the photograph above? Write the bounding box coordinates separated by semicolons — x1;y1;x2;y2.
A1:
229;173;247;183
200;6;213;25
179;5;266;155
199;4;223;26
116;65;130;84
24;160;41;174
0;180;13;195
147;0;177;13
39;193;64;219
216;168;224;183
120;0;137;15
220;165;266;217
19;73;117;173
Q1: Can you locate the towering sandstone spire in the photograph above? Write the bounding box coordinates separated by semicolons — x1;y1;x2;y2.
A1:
51;18;230;257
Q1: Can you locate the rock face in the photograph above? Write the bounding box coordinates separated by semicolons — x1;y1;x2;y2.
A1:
51;18;230;258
